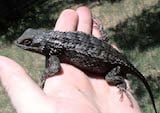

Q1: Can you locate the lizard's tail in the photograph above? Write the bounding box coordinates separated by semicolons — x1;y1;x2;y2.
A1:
131;67;158;113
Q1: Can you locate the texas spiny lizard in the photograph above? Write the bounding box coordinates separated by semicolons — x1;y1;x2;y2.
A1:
15;28;158;113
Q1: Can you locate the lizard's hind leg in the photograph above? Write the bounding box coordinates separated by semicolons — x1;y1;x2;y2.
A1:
105;66;134;107
105;66;127;90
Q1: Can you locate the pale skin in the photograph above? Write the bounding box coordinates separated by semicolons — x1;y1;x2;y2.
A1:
0;6;142;113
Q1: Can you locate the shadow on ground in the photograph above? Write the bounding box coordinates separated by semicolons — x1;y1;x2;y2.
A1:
108;1;160;51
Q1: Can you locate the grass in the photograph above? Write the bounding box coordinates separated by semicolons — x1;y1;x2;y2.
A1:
125;46;160;113
91;0;159;28
0;0;160;113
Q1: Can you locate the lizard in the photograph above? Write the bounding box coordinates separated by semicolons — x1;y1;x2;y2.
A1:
15;28;158;113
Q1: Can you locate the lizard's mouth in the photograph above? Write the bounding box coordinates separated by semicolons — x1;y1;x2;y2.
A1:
14;40;30;49
15;40;43;53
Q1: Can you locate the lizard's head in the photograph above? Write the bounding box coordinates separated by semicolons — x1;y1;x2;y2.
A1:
15;28;46;54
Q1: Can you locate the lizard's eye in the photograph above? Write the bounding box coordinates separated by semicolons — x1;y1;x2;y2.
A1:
22;39;32;46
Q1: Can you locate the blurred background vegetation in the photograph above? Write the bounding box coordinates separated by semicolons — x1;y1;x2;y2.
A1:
0;0;160;113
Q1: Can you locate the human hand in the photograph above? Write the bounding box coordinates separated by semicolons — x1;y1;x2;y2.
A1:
0;6;142;113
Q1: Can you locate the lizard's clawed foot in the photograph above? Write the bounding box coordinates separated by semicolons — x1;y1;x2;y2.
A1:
118;86;134;108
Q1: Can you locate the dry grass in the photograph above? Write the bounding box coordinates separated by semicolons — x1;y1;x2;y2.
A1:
91;0;159;28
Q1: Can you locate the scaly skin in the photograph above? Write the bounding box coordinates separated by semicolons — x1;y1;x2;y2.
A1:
15;28;158;113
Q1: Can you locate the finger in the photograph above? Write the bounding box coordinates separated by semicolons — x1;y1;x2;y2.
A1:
54;9;78;32
92;26;102;38
111;43;121;52
92;18;102;38
0;56;47;112
76;6;92;34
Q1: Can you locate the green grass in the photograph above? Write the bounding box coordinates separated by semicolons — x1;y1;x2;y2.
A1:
0;0;160;113
91;0;159;28
125;47;160;113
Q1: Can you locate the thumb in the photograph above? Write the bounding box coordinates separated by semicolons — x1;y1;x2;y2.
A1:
0;56;46;113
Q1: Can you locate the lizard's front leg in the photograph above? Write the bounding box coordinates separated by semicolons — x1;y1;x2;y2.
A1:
40;55;61;88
